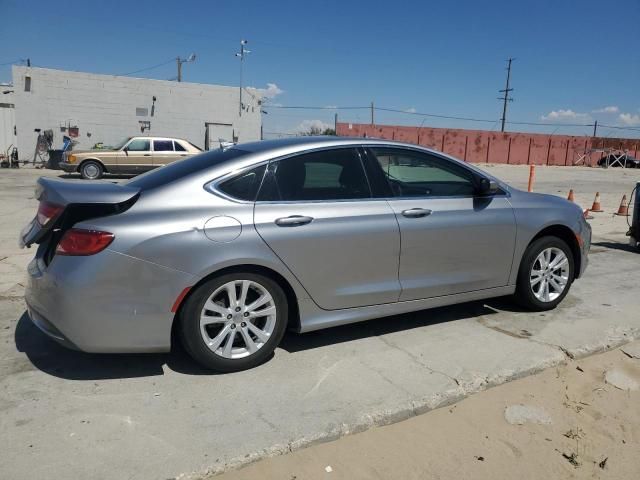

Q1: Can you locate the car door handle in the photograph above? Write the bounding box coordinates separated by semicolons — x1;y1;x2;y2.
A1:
143;154;151;156
275;215;314;227
401;208;432;218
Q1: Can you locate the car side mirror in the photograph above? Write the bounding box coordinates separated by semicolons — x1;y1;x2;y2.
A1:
123;146;129;154
477;177;499;195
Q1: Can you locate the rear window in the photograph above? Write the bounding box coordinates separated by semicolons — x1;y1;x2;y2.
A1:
127;148;249;190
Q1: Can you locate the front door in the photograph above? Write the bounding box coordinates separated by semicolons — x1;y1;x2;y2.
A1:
254;147;401;310
366;147;517;301
119;138;153;173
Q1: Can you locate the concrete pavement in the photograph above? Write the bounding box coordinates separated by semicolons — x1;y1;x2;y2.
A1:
0;165;639;479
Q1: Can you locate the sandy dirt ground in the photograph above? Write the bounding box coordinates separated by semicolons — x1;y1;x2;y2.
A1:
215;341;640;480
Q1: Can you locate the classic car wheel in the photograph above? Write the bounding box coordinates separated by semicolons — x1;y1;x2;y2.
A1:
80;160;104;180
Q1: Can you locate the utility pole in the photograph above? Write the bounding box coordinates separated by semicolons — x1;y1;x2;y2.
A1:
236;40;250;116
176;53;196;82
498;58;515;132
593;120;598;137
334;113;338;134
371;101;374;126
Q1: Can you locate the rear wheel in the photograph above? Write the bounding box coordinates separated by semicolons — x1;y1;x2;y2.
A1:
514;236;574;311
179;273;288;372
80;160;104;180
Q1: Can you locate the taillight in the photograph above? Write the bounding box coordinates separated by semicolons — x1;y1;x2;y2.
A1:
56;229;114;256
36;201;64;226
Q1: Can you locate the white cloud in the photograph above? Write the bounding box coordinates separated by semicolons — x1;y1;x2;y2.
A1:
619;112;640;126
592;106;619;114
296;119;332;133
405;107;417;113
248;82;284;100
540;109;591;121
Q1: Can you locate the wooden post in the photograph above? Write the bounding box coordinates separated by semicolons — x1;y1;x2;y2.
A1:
527;137;532;165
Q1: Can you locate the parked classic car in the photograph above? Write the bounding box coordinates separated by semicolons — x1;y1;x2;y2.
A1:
59;136;202;179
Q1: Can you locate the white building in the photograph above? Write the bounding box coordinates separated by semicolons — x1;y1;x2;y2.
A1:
10;66;262;160
0;85;15;157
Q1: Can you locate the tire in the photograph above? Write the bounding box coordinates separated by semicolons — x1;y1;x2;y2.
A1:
179;272;288;372
80;160;104;180
514;236;575;311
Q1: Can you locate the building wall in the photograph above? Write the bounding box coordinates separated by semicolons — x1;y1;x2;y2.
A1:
0;87;16;156
337;122;640;166
12;66;262;160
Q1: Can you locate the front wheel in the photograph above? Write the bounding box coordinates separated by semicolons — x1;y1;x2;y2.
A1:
514;236;574;311
179;273;288;372
80;160;104;180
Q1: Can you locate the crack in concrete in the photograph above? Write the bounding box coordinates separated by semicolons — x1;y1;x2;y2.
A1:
375;335;461;387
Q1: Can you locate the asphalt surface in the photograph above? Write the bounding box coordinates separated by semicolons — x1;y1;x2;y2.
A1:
1;165;639;480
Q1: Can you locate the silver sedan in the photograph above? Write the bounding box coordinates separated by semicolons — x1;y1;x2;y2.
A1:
21;137;591;371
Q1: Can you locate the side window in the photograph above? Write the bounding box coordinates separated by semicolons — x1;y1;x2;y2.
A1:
369;148;476;197
174;141;187;152
153;140;174;152
259;148;370;201
127;139;150;152
218;165;266;201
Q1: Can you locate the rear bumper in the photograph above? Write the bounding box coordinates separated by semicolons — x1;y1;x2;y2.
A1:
25;246;194;353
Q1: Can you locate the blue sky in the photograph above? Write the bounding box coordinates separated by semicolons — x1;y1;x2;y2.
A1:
2;0;639;138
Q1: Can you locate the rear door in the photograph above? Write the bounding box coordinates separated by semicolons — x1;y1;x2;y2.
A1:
365;147;516;301
152;139;179;167
254;147;401;310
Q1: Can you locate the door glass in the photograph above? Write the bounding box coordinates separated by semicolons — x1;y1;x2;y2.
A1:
259;148;370;201
369;148;476;197
153;140;174;151
127;139;150;152
174;141;187;152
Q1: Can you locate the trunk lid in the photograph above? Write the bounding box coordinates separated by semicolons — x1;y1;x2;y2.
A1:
20;177;140;248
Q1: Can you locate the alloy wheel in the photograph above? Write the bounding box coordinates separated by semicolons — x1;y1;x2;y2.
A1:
529;247;570;302
199;280;277;359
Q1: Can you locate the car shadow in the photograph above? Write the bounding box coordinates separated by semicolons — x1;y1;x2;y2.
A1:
15;297;514;380
591;241;638;253
14;312;213;380
280;298;508;353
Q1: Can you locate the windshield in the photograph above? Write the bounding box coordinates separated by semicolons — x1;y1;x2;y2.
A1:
112;137;133;150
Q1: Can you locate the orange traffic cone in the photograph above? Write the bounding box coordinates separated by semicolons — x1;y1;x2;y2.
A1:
567;189;575;202
590;192;604;212
614;195;630;216
583;209;594;220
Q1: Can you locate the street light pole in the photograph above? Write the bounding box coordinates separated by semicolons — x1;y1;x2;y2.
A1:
236;40;250;116
176;53;196;82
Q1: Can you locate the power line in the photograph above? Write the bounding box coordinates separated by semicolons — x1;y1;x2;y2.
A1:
375;106;497;123
264;105;369;110
117;58;176;76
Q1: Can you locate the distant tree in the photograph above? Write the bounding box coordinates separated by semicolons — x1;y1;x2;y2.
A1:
301;126;336;136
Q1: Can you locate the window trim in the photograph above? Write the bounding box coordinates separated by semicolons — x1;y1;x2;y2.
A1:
363;146;508;200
